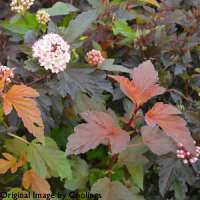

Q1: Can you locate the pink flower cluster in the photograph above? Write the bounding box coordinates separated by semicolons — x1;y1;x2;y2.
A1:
32;33;70;74
86;49;105;66
0;65;14;83
176;142;200;164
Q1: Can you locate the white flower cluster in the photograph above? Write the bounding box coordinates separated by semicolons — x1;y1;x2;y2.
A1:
10;0;34;13
177;142;200;164
86;49;105;66
0;65;14;83
36;9;50;25
32;33;71;73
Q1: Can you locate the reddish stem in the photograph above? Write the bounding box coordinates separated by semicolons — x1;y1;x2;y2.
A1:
27;74;50;86
125;106;140;130
107;144;118;177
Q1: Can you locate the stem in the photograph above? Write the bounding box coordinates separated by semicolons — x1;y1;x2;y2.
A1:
107;144;118;177
128;142;144;148
7;133;30;144
27;76;47;86
127;115;134;128
107;154;118;178
125;106;140;130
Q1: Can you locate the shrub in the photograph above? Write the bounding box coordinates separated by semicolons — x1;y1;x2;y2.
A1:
0;0;200;199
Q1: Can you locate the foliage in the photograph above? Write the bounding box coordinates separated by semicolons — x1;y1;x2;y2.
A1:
0;0;200;199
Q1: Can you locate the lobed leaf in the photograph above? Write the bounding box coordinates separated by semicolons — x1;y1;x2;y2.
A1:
118;138;148;189
28;138;72;179
64;157;89;190
3;85;44;141
91;177;134;200
145;102;196;154
22;169;51;194
63;10;98;43
0;152;26;174
141;125;177;155
66;111;130;155
45;2;78;16
109;60;166;107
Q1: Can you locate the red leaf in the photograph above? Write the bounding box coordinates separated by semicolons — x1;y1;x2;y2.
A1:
66;111;130;155
145;102;196;154
109;60;165;107
141;125;177;155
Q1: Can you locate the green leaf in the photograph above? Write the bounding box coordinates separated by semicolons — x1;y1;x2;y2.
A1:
0;12;38;35
45;2;78;16
112;20;135;39
4;138;28;157
118;137;148;189
51;125;73;149
89;168;106;186
129;164;144;190
99;59;130;73
64;157;88;190
173;179;187;200
111;165;125;181
0;105;4;122
92;41;102;50
86;146;107;161
63;10;98;43
27;137;72;179
27;141;48;178
91;177;134;200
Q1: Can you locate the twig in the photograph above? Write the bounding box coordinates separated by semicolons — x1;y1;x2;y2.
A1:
27;74;49;86
125;107;140;130
128;142;144;148
7;132;30;144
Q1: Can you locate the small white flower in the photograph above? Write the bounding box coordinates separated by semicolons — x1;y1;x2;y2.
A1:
36;9;50;25
176;142;200;164
86;49;105;66
32;33;71;73
0;65;14;83
10;0;35;13
183;159;188;164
